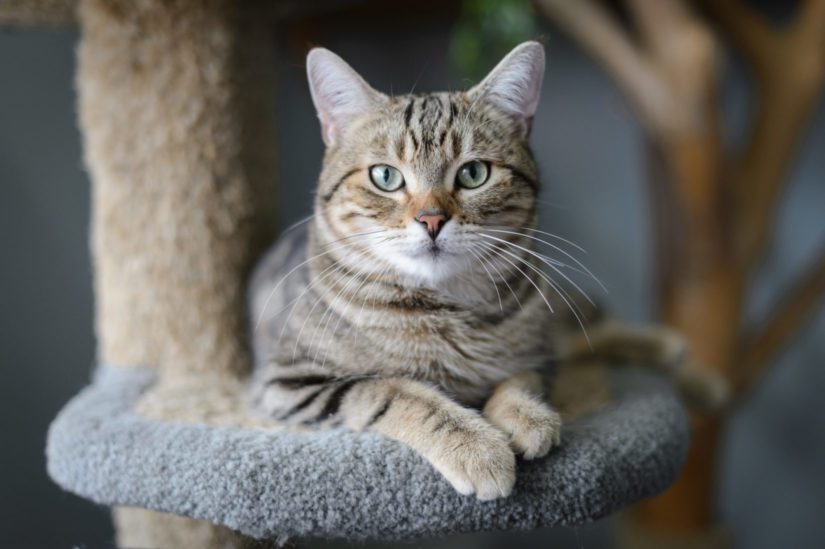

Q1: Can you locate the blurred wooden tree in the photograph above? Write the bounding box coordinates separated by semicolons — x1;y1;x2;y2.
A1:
525;0;825;546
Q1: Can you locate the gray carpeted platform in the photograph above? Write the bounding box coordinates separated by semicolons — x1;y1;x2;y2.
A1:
46;366;689;541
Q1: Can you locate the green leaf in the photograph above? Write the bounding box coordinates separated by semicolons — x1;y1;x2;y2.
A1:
449;0;542;84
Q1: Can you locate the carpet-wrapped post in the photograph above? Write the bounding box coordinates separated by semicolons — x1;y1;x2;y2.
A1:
76;0;278;546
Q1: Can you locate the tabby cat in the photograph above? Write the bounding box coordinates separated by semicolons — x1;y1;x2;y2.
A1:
250;42;586;500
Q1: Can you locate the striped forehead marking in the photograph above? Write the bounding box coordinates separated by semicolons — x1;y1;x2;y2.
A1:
402;94;460;160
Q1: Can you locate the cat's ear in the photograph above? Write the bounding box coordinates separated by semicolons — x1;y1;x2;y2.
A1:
469;41;545;136
307;48;383;146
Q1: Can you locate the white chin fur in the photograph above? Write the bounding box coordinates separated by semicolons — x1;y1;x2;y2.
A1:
376;224;472;286
389;250;466;286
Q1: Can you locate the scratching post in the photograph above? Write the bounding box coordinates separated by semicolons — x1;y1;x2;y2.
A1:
77;0;276;545
79;0;277;377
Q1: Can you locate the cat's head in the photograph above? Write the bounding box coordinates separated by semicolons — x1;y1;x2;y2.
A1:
307;42;544;286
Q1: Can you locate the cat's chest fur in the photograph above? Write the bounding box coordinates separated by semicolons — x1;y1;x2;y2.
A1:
285;306;550;405
326;301;550;403
250;226;555;405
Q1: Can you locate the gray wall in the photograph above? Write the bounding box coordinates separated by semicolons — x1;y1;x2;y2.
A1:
1;15;823;548
1;27;111;547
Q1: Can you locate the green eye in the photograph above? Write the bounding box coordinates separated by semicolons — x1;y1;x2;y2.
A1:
456;160;490;189
369;164;405;192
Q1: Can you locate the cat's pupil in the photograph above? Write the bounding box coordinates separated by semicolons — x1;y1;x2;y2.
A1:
381;168;389;182
468;165;477;179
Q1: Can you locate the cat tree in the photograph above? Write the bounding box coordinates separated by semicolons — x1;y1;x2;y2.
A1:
2;1;690;547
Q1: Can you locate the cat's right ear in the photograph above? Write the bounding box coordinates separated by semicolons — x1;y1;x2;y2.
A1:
307;48;382;147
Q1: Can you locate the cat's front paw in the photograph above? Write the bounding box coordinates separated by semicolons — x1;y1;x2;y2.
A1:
429;420;516;501
485;398;562;460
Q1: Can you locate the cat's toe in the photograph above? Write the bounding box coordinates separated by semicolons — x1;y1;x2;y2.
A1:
513;414;561;460
436;458;516;501
431;426;516;500
437;468;475;496
495;401;562;460
467;443;517;500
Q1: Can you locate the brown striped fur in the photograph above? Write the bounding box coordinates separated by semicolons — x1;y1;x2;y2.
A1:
250;43;599;500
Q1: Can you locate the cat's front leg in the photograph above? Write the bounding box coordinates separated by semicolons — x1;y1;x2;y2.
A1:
256;372;516;500
483;370;562;460
352;378;516;500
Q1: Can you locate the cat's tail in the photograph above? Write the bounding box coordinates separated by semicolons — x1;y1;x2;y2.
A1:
553;298;729;412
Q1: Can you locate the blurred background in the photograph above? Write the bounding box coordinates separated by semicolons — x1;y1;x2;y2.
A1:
1;0;823;547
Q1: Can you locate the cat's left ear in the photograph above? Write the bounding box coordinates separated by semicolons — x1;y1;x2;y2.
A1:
307;48;384;147
469;41;545;136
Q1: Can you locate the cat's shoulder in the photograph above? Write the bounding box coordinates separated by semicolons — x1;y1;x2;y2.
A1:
248;222;309;302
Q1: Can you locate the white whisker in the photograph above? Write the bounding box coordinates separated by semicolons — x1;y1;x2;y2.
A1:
321;263;388;369
474;240;554;314
291;264;354;362
479;233;599;304
480;240;592;348
322;229;387;248
254;241;352;332
489;225;589;254
467;245;503;312
263;256;345;324
281;214;315;235
479;235;594;338
278;260;349;349
312;266;368;365
263;230;387;336
313;236;393;365
483;227;605;293
350;263;392;347
472;242;524;312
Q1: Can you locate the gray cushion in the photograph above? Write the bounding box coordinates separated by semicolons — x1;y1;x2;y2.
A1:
46;366;689;541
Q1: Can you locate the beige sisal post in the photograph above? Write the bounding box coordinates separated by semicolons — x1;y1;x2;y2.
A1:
76;0;277;545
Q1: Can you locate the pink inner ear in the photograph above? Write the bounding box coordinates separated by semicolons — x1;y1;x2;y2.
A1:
307;48;382;147
470;42;545;136
318;112;336;145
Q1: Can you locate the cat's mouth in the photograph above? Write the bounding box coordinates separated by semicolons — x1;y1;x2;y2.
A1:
392;241;468;284
406;240;447;258
404;242;451;265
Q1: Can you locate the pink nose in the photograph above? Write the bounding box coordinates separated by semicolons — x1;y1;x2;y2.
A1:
415;209;450;240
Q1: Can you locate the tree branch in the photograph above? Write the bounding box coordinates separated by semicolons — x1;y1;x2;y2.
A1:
627;0;718;140
735;245;825;396
532;0;673;135
703;0;825;269
626;0;692;54
701;0;775;75
793;0;825;58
